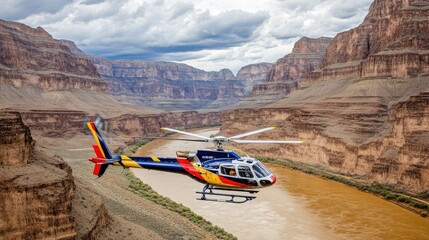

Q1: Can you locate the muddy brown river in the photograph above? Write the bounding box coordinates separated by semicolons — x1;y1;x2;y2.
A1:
133;128;429;240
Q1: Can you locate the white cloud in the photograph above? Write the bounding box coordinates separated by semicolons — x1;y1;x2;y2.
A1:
1;0;373;74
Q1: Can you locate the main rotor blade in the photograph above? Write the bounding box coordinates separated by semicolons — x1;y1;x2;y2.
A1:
229;127;276;139
160;127;212;140
232;139;303;144
147;137;208;142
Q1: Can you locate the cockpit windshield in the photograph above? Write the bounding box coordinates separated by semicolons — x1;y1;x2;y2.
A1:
252;162;272;178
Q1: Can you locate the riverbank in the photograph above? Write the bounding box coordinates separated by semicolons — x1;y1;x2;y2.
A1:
33;129;234;239
125;133;236;240
257;156;429;218
132;127;429;239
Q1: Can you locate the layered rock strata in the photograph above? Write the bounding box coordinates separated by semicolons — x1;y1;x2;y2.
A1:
0;112;76;239
222;0;429;193
0;20;106;91
236;62;274;90
101;111;221;137
301;0;429;87
241;37;331;106
17;109;221;138
20;110;88;137
92;58;248;110
222;91;429;191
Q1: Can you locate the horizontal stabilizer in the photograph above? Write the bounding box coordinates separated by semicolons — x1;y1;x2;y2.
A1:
92;159;121;177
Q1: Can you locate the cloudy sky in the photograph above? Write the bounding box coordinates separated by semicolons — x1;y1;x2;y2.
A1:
1;0;373;73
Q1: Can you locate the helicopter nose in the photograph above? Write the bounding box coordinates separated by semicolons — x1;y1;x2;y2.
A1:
270;174;277;185
260;174;277;187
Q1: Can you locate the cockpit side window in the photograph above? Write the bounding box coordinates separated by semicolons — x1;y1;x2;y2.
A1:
237;166;254;179
220;165;236;176
252;162;271;177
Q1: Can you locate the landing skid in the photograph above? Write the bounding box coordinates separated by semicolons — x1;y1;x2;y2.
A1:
196;185;258;203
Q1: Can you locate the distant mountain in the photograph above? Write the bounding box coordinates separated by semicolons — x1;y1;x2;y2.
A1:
91;57;250;110
0;20;103;91
0;19;160;117
236;62;274;90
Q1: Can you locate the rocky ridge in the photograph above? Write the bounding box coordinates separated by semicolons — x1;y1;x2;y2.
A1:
301;0;429;87
0;112;76;239
222;0;429;193
0;111;220;239
0;20;160;117
236;62;274;90
92;57;252;110
240;37;331;106
0;20;105;91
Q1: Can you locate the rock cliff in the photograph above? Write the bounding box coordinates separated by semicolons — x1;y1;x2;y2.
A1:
0;19;160;117
223;91;429;192
240;37;331;106
302;0;429;87
0;20;105;91
91;58;248;110
236;62;274;89
221;0;429;193
15;109;220;139
108;111;221;137
0;112;76;239
0;111;221;239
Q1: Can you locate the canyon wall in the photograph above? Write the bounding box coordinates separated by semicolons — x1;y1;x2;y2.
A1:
240;37;331;106
108;111;221;137
0;19;160;117
236;62;274;90
222;92;429;191
301;0;429;87
18;109;221;138
0;20;106;91
0;112;76;239
222;0;429;193
92;58;248;110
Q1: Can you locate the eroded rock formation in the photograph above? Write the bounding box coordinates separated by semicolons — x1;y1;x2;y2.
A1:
109;111;221;137
222;0;429;193
223;91;429;191
91;58;249;110
16;109;220;139
301;0;429;87
0;20;106;91
240;37;331;106
236;62;274;89
0;112;76;239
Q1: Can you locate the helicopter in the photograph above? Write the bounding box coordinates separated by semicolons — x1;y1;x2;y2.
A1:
87;122;302;203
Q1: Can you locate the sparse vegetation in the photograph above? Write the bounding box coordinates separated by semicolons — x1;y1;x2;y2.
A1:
126;171;236;240
125;139;152;155
123;137;236;240
184;123;222;129
256;156;429;217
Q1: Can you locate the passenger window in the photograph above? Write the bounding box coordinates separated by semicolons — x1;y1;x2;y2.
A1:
238;166;254;179
220;165;236;176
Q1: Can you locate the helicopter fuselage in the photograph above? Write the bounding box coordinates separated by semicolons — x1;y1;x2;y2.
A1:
90;149;276;189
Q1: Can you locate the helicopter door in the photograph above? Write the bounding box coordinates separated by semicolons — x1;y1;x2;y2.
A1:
220;164;237;176
237;165;254;179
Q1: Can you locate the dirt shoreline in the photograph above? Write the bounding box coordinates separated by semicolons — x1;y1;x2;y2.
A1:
33;130;228;239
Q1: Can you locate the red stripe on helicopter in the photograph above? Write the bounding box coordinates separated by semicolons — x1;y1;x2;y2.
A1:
218;176;248;187
177;158;205;181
